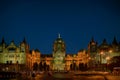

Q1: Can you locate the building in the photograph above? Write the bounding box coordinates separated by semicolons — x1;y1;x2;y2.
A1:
1;35;119;71
0;38;29;71
26;49;41;71
39;34;89;71
65;50;89;71
88;37;98;54
52;34;66;70
88;37;120;70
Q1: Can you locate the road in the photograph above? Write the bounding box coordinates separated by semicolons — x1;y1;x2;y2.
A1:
7;71;120;80
34;71;107;80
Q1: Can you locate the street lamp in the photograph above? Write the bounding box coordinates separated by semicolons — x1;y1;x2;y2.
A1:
109;50;112;53
99;51;104;71
100;51;103;64
106;56;110;61
106;56;110;71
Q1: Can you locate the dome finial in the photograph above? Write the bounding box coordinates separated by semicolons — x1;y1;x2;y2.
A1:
58;33;61;38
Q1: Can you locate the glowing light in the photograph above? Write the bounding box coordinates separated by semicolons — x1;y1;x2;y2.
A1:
106;56;110;60
100;51;103;55
89;57;91;60
109;50;112;53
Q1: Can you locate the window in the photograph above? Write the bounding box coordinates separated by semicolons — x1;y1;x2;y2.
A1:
8;48;16;52
10;61;12;64
6;61;9;64
21;47;25;52
9;55;14;58
16;55;20;57
16;61;19;64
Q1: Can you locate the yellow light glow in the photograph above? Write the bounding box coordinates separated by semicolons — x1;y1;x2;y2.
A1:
100;51;103;54
106;56;110;60
109;50;112;53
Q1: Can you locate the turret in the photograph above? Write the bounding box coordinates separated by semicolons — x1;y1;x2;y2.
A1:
53;34;65;53
88;37;98;53
20;37;29;53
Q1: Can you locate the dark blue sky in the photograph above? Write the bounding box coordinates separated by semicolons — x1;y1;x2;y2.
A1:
0;0;120;54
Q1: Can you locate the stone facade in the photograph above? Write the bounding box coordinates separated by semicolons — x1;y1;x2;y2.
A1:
88;37;120;66
26;49;41;70
1;35;120;71
0;38;29;71
39;34;89;71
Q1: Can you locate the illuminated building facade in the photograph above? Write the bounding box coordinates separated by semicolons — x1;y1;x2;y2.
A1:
40;34;89;71
1;35;120;71
27;36;120;71
88;37;120;68
65;50;89;71
0;38;29;71
26;49;40;70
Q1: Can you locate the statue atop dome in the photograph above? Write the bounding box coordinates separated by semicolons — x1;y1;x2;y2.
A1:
58;33;61;38
53;34;65;53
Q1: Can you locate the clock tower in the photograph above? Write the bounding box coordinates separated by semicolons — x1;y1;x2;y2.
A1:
52;34;66;70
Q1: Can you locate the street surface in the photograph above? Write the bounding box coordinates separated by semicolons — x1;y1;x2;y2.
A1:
34;71;120;80
6;71;120;80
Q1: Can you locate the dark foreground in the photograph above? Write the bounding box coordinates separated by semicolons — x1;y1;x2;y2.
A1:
0;71;120;80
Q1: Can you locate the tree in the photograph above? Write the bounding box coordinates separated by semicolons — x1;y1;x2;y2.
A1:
33;62;38;71
79;63;84;71
70;64;73;70
43;62;47;71
79;63;88;71
39;62;43;71
108;56;120;71
73;63;76;71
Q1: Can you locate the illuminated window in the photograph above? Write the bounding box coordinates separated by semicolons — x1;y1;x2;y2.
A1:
21;47;25;52
8;48;16;52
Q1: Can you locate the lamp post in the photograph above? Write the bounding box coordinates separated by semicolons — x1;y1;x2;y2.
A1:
100;51;103;64
30;57;33;71
100;51;103;71
106;56;110;71
105;50;112;71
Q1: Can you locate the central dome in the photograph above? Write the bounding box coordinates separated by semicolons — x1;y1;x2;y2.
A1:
54;34;64;43
53;34;66;53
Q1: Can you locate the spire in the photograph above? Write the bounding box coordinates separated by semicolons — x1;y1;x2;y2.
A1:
1;37;5;44
112;36;118;45
10;40;15;46
91;36;94;42
11;40;14;42
101;38;109;46
90;36;95;44
58;33;61;38
23;37;26;43
103;38;107;44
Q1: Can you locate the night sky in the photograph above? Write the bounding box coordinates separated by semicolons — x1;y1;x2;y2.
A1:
0;0;120;54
